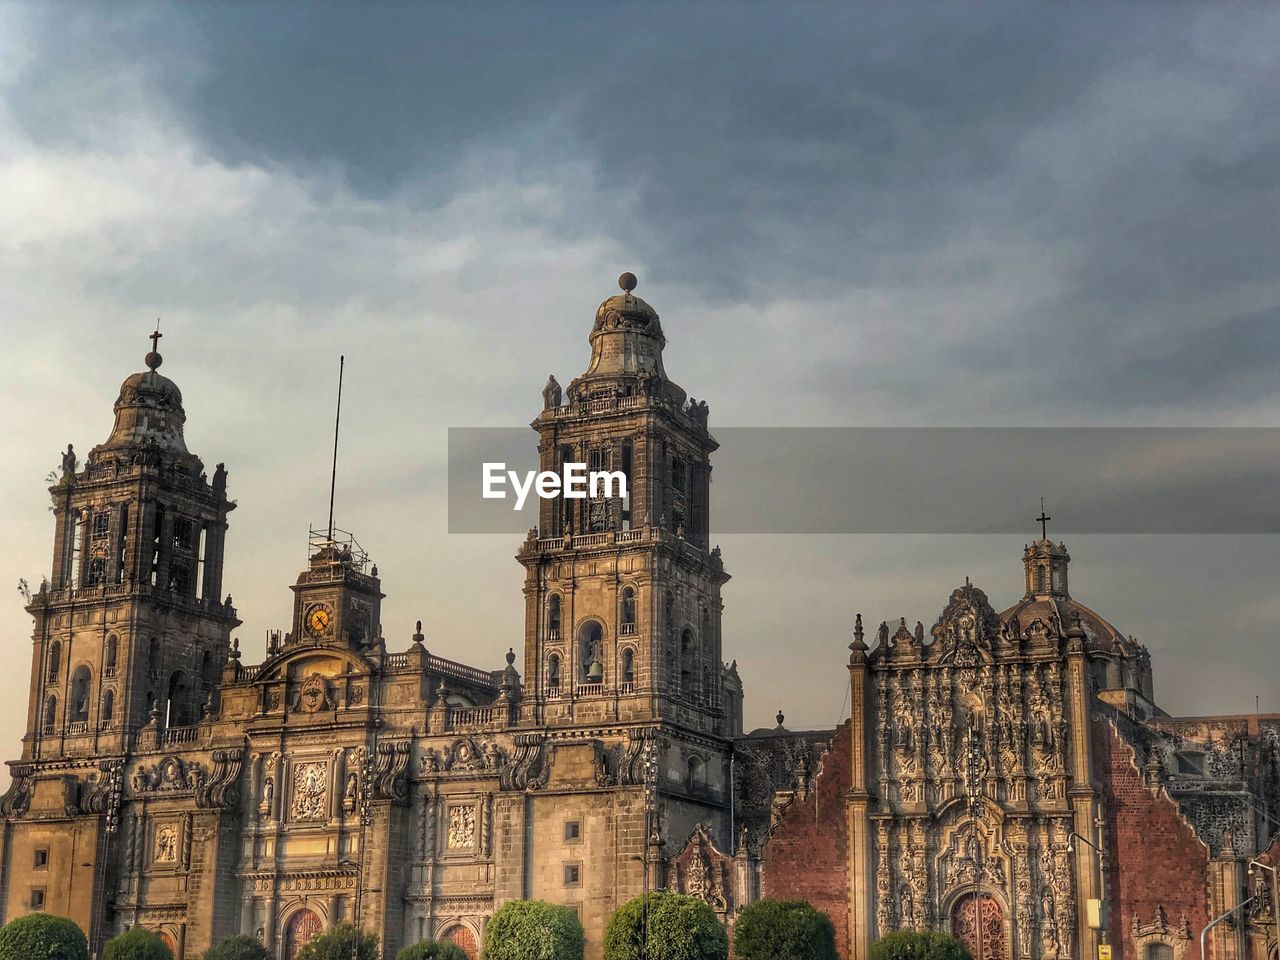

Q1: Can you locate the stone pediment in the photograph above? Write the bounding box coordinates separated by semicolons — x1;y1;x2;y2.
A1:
931;580;999;665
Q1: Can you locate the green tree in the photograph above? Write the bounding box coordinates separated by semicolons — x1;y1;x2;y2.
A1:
732;900;837;960
294;924;379;960
0;914;88;960
394;939;469;960
203;934;272;960
603;891;728;960
869;931;971;960
103;928;173;960
482;900;584;960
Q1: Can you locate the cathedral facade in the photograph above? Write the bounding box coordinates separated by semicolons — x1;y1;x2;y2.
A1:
1;278;1277;960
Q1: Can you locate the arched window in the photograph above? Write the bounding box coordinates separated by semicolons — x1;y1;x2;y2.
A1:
47;641;61;682
148;638;161;678
621;587;636;634
547;654;561;693
680;628;695;695
166;670;188;727
43;695;57;734
101;688;115;725
687;756;704;792
664;592;674;639
70;666;92;723
104;634;118;675
1145;945;1173;960
201;650;214;685
579;621;604;683
621;647;635;686
548;595;562;640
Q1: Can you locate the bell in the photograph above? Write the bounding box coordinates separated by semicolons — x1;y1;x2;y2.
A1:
587;659;604;683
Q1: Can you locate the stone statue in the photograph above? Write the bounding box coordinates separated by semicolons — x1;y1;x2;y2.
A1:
61;444;77;477
542;375;562;410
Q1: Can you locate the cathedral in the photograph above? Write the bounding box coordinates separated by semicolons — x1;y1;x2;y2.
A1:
1;277;1277;960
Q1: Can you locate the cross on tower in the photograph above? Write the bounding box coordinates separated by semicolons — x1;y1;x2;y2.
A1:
149;326;162;353
1036;497;1051;540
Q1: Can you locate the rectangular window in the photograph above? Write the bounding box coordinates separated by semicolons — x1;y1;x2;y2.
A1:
172;518;192;550
92;512;110;540
563;863;581;887
29;888;45;911
33;849;49;870
563;820;581;843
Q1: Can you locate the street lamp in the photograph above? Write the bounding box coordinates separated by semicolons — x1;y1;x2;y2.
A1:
629;738;658;960
1250;859;1279;959
1202;895;1257;960
1067;817;1109;953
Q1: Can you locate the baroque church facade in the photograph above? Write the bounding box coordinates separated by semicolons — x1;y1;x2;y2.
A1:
1;277;1277;960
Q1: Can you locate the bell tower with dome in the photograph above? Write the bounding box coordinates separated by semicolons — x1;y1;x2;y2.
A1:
516;272;737;846
23;331;239;756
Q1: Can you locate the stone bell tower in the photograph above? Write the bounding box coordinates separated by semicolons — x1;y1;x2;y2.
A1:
516;273;731;739
23;331;239;758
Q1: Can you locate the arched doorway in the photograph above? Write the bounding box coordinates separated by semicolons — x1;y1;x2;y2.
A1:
284;909;324;960
157;930;177;956
951;892;1005;960
441;924;478;959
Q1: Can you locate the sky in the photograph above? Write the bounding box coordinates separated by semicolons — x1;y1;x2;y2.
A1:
0;2;1278;754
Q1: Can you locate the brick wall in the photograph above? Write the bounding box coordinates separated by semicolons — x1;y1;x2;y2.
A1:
759;720;852;957
1095;719;1210;960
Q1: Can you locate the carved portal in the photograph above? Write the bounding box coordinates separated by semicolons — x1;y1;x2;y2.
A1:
448;804;477;849
952;893;1005;960
154;823;178;863
290;761;328;821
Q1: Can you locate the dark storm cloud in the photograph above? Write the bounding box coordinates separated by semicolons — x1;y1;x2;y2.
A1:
85;2;1275;417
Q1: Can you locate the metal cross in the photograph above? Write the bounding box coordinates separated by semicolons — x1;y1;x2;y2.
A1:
149;325;162;354
1036;498;1051;540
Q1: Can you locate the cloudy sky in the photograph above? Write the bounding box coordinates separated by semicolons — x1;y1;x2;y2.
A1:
1;3;1278;751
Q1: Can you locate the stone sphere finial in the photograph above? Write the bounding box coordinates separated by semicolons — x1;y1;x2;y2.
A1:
618;271;638;293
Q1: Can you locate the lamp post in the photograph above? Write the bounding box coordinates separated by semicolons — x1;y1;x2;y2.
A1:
1201;895;1256;960
352;753;374;960
633;738;658;960
1250;859;1279;960
1068;810;1108;956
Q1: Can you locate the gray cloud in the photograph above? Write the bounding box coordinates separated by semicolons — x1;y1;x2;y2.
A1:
0;2;1277;752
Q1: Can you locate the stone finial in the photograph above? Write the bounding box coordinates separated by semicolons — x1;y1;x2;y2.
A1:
776;709;785;729
229;637;241;661
412;620;425;648
619;271;638;293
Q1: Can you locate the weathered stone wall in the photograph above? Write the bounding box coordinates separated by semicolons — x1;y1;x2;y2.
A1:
1095;719;1209;960
760;721;852;957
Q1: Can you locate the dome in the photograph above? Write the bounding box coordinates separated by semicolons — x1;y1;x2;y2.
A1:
573;273;671;387
998;595;1125;653
593;292;661;332
92;339;193;458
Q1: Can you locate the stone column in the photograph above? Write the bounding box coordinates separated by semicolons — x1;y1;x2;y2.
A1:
1065;639;1102;960
848;617;873;960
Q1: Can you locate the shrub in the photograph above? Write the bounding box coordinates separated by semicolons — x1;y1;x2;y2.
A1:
869;930;971;960
394;939;469;960
482;900;584;960
732;900;836;960
203;934;272;960
103;928;172;960
603;891;728;960
295;924;379;960
0;914;88;960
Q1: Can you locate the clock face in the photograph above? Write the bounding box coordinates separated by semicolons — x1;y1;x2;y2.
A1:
305;604;332;637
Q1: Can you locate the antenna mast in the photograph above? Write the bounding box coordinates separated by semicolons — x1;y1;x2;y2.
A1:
328;355;345;542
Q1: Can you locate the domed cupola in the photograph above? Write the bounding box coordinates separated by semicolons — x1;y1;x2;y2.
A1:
569;273;676;401
93;329;195;461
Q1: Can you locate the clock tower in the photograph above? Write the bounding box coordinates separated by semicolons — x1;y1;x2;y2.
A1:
287;528;384;652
